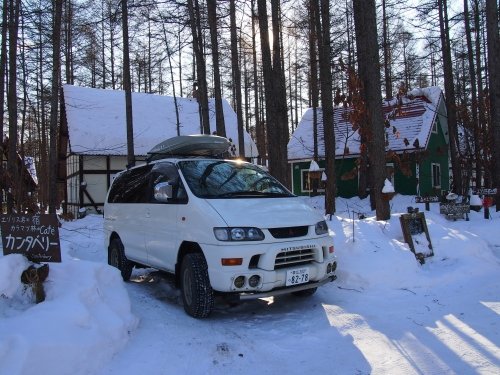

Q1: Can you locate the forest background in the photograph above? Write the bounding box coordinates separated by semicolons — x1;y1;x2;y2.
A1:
1;0;499;220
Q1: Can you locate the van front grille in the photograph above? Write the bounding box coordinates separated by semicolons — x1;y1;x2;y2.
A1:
274;247;315;269
269;226;308;239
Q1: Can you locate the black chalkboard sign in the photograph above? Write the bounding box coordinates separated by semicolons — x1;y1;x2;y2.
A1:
399;212;434;263
439;203;470;220
0;214;62;262
408;216;424;235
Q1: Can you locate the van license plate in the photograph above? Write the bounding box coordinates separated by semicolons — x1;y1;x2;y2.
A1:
286;267;310;286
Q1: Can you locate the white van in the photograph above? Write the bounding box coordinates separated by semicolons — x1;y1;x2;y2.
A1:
104;135;337;318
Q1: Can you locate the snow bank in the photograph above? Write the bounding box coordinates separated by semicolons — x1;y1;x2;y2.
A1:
0;254;30;299
0;253;137;375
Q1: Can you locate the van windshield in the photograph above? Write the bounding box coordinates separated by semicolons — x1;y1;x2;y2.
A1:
178;160;294;198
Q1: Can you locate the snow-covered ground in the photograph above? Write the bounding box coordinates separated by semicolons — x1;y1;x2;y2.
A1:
1;195;499;375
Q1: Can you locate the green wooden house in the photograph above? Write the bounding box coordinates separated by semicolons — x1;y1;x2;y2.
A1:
288;87;449;198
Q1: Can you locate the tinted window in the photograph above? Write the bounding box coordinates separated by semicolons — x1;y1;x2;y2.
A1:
150;162;188;204
108;165;153;203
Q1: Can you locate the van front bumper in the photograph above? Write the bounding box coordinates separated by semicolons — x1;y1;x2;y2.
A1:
201;237;337;294
237;274;337;300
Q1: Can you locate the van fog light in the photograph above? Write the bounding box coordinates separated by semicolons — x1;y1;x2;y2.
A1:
327;263;332;274
234;276;245;288
248;275;260;287
331;261;337;272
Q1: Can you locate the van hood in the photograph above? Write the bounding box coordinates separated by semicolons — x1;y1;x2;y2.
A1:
205;197;323;228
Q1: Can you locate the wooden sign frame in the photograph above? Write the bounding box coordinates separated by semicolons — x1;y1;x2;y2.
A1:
399;212;434;264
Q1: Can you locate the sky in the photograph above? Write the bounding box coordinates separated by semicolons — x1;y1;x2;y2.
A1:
1;194;499;375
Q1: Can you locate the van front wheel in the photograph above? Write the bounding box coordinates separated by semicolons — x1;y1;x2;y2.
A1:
181;253;214;318
108;238;133;281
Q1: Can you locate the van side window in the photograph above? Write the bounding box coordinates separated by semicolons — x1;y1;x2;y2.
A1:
150;162;188;204
108;165;153;203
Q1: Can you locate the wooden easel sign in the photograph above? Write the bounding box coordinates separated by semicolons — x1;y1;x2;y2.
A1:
399;209;434;264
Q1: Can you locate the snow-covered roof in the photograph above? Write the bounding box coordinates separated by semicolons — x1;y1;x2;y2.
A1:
24;157;38;185
62;85;258;157
288;86;446;161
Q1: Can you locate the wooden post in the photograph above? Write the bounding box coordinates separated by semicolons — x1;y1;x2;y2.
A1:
476;188;496;220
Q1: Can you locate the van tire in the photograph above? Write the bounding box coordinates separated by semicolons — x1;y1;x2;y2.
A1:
109;238;133;281
292;287;317;297
181;253;214;318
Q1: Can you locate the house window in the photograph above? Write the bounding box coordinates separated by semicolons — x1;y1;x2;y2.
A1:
301;169;325;192
432;120;438;134
386;163;395;187
431;163;441;188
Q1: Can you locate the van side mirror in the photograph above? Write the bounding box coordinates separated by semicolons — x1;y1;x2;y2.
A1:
154;182;173;202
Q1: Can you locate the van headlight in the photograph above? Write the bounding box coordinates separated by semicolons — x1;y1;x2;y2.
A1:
214;227;265;241
315;220;329;235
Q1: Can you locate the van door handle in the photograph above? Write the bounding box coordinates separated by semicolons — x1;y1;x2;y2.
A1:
145;210;151;218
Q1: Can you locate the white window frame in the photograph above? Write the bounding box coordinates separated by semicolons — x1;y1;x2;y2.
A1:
386;162;395;187
300;168;325;193
431;163;441;188
431;120;438;134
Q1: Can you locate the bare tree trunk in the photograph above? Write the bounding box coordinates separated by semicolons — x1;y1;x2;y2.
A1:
19;11;28;211
346;0;354;70
309;0;319;164
0;0;8;211
64;0;74;85
353;0;390;220
101;1;106;88
311;0;336;215
158;11;181;136
7;0;20;212
178;28;183;97
464;0;481;187
122;0;135;168
48;0;63;213
147;15;152;93
187;0;210;134
38;4;48;212
229;0;244;156
317;0;336;215
257;0;275;160
485;0;500;208
258;0;289;184
438;0;462;194
270;0;289;187
382;0;392;100
474;0;486;187
207;0;226;137
294;42;299;131
251;0;265;163
287;39;294;133
109;0;116;89
243;45;250;133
